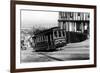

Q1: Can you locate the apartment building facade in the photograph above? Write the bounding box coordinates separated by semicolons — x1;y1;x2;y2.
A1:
58;12;90;43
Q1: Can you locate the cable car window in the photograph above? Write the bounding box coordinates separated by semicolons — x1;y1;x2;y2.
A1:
63;31;65;37
43;36;44;41
50;34;52;41
36;37;38;42
41;36;43;42
44;36;46;41
38;37;39;42
40;36;42;42
34;39;35;43
38;37;40;42
54;31;57;37
42;36;44;41
35;38;37;43
59;31;61;37
44;36;47;41
41;36;42;42
40;36;41;42
46;36;48;41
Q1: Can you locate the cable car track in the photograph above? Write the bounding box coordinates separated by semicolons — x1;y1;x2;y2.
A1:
37;52;64;61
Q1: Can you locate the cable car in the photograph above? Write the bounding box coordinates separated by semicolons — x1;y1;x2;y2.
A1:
32;27;67;51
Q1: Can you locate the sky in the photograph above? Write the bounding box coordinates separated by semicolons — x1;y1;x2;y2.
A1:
21;10;59;29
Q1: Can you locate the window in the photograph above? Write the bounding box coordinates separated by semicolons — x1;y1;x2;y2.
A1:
39;37;41;42
63;31;65;37
35;38;36;43
54;31;57;37
40;36;42;42
42;36;43;42
34;39;36;43
50;34;52;41
38;37;40;42
44;36;46;41
70;12;73;19
78;13;80;16
76;23;82;32
46;36;48;41
37;37;38;42
59;31;61;37
38;37;39;42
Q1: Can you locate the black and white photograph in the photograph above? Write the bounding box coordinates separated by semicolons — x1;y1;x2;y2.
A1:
11;1;96;72
20;10;90;63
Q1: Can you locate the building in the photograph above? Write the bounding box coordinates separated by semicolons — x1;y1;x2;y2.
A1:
58;12;90;43
21;29;31;50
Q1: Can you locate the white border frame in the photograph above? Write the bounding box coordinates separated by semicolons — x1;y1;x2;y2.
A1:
16;4;94;69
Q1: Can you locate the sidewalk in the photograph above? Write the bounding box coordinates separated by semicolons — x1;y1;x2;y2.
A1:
44;39;90;61
66;39;89;49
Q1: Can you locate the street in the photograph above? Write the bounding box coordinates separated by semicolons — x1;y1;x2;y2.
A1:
21;39;89;63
